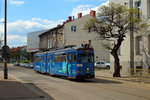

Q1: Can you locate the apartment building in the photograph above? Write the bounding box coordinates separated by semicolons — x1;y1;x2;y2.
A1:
39;25;64;50
110;0;150;76
37;10;110;62
63;11;110;62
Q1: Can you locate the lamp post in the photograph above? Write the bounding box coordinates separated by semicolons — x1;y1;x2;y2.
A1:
129;0;134;75
4;0;8;79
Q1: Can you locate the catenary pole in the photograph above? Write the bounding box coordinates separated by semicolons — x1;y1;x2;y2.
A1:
4;0;8;79
129;0;134;75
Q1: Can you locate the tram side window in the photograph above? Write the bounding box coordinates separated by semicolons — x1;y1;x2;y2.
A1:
72;53;77;63
67;53;76;63
34;56;40;63
54;53;66;63
68;53;72;63
48;55;51;61
54;55;59;62
62;53;66;62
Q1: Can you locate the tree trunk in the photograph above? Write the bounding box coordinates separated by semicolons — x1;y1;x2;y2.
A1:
110;37;124;77
111;51;121;77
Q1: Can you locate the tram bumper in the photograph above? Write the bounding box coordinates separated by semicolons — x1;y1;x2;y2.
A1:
76;74;95;79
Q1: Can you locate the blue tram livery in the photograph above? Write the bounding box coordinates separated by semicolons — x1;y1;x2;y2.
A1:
34;46;95;79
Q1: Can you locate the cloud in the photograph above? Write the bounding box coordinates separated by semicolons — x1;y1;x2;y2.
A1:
0;18;65;47
71;0;109;17
9;0;25;5
71;5;95;17
7;34;26;47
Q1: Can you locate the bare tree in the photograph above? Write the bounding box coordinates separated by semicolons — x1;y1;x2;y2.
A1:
85;3;146;77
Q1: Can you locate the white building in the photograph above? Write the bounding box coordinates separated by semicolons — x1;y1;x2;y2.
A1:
27;30;48;53
63;11;110;62
110;0;150;76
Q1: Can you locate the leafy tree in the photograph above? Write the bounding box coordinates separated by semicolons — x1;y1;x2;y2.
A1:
10;49;20;62
20;49;30;60
85;3;147;77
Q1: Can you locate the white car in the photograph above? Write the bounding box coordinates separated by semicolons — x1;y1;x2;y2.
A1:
95;61;110;69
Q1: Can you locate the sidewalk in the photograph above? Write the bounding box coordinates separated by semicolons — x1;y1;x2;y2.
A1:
0;75;50;100
95;70;150;84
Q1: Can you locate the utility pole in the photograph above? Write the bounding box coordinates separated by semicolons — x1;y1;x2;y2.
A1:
129;0;134;75
4;0;8;79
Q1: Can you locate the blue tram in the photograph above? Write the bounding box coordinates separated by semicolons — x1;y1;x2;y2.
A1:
34;46;95;79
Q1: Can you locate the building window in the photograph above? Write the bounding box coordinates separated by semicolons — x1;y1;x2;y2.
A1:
71;26;77;32
136;36;143;55
48;40;52;48
148;35;150;54
88;27;91;33
135;1;141;18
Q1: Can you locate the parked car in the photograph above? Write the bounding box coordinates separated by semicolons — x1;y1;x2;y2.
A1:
20;63;26;67
94;61;110;69
13;62;19;66
29;62;33;68
24;63;30;68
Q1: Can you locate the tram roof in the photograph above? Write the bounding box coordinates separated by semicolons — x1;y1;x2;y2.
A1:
35;46;93;55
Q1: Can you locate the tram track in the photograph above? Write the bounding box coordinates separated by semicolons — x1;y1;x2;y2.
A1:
7;65;150;100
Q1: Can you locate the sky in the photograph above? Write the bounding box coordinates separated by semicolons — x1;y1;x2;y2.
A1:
0;0;109;48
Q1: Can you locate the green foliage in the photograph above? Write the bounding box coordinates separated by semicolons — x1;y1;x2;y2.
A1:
85;2;144;39
10;47;30;62
20;49;30;60
10;49;20;61
84;2;148;77
20;60;31;63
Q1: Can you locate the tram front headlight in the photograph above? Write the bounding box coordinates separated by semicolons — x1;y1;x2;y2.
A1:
87;68;90;71
77;64;83;67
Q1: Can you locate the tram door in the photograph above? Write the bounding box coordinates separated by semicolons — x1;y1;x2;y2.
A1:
67;52;77;78
40;54;47;73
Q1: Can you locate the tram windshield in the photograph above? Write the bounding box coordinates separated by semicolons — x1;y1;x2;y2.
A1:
78;54;94;63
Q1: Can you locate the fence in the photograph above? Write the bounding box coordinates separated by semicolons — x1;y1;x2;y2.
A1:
129;69;150;82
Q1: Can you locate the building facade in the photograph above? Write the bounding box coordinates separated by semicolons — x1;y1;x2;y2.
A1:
63;11;110;62
27;30;48;61
27;30;48;52
39;25;64;50
110;0;150;76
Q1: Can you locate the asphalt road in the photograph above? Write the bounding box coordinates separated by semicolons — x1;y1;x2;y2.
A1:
2;64;150;100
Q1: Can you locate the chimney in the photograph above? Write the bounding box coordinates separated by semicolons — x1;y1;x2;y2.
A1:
78;13;82;18
68;16;72;22
63;22;66;25
90;10;96;17
66;20;69;23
